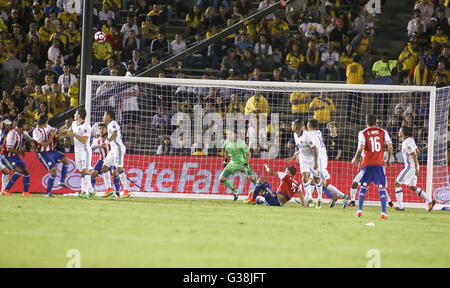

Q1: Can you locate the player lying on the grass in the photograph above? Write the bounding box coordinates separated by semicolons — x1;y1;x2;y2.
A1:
101;111;130;198
220;129;257;201
352;114;393;219
394;126;436;212
59;109;95;198
245;164;306;206
348;152;394;208
1;119;31;196
0;120;10;192
306;119;349;209
90;123;121;195
33;115;71;198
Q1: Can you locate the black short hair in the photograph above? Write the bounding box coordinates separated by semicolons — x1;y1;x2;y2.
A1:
401;126;413;137
38;115;49;125
308;119;319;129
366;114;377;126
105;110;115;120
77;108;87;120
17;118;27;128
293;119;304;128
98;122;107;129
287;166;296;176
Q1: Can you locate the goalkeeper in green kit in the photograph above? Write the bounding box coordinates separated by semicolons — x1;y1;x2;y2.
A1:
220;130;257;201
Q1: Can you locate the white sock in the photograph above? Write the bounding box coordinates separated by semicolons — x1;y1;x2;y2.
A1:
416;187;431;203
303;182;311;202
83;175;92;193
104;171;111;189
119;170;129;190
350;186;357;201
81;175;85;193
2;174;9;191
395;187;403;209
316;181;323;200
327;184;345;198
386;191;392;203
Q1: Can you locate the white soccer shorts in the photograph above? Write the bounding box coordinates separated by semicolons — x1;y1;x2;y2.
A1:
75;150;92;171
395;167;417;187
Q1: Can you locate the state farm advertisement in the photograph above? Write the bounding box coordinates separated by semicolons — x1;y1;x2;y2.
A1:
7;153;450;204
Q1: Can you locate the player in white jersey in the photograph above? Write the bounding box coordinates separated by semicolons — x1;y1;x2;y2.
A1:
306;119;349;208
101;110;130;198
0;120;10;192
394;126;436;212
90;123;121;196
286;119;319;207
59;108;95;198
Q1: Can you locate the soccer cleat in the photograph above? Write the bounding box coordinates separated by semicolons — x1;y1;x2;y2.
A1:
22;192;32;197
307;199;315;208
244;192;256;204
102;188;114;198
58;182;70;189
427;200;436;212
316;199;322;209
45;193;54;198
329;195;338;208
394;207;404;211
347;200;356;207
78;192;88;198
388;201;394;209
1;189;11;196
342;195;349;209
121;190;131;198
114;191;120;198
232;191;241;201
381;213;389;220
88;191;96;199
355;210;363;217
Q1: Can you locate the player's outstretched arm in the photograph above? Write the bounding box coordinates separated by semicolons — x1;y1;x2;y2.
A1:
352;145;364;166
385;143;393;167
285;151;299;163
297;187;307;207
222;149;229;167
264;164;278;177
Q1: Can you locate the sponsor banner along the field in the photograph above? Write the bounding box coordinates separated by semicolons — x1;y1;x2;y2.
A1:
9;153;450;204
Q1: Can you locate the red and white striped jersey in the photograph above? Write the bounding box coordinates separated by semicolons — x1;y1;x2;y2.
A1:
1;128;24;157
32;125;58;152
91;136;110;160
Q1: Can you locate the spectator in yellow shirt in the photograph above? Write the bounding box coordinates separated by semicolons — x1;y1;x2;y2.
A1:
286;43;304;80
398;41;419;84
47;83;67;114
58;9;77;28
267;14;289;50
141;16;159;47
30;85;46;105
92;38;112;73
68;77;80;108
39;18;56;46
186;5;205;36
346;56;364;124
431;26;448;47
244;91;270;116
290;91;310;121
309;93;336;130
346;56;364;84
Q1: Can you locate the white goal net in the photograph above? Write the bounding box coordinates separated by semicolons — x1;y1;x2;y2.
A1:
85;75;449;209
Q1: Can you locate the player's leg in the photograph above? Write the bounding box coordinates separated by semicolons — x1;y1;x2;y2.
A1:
378;186;388;219
101;152;115;197
116;146;130;198
0;157;9;193
349;171;362;207
46;167;58;197
246;177;265;204
1;157;16;196
302;172;315;207
374;166;389;219
220;162;240;200
21;167;31;197
409;180;436;212
394;181;404;211
111;166;121;192
313;176;323;208
58;155;70;188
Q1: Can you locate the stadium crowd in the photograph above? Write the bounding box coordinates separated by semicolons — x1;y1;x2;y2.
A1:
0;0;449;162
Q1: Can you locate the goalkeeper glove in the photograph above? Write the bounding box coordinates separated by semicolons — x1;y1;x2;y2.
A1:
222;159;228;167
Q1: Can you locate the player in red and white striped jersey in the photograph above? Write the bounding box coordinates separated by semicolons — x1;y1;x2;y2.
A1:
0;120;10;192
1;119;31;196
32;115;70;197
90;123;121;194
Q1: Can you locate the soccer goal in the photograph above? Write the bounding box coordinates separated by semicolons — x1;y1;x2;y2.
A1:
85;75;449;209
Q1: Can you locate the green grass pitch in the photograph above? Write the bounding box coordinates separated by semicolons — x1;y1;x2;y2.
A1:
0;194;449;268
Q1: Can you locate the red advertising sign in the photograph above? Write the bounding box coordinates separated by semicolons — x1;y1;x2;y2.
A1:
8;153;449;204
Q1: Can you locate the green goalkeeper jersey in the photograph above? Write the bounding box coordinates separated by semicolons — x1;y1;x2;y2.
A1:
223;138;249;166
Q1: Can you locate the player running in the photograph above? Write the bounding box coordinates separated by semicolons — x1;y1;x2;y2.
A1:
394;126;436;212
59;109;95;198
352;114;393;219
33;115;70;197
90;123;121;196
306;119;349;208
1;119;31;196
101;111;130;198
245;164;306;206
220;129;257;201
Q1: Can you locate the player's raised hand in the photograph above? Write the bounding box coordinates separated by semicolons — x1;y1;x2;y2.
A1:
351;157;358;166
264;164;270;173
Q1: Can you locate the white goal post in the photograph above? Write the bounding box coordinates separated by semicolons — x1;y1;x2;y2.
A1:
85;75;449;209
